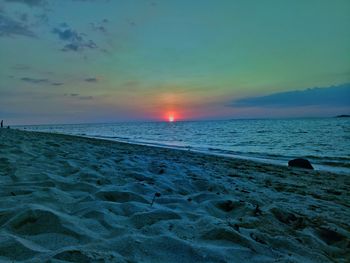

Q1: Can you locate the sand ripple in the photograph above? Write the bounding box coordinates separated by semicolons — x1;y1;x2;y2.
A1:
0;129;349;262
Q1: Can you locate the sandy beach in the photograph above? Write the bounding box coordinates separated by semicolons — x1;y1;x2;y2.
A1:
0;128;349;262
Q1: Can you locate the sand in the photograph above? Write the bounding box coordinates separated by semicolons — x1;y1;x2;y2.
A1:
0;128;349;262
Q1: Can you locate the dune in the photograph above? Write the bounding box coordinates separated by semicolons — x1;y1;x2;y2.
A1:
0;128;349;262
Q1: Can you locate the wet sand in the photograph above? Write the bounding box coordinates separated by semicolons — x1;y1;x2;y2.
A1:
0;128;349;262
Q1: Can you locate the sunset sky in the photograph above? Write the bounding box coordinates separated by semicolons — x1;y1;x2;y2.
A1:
1;0;349;125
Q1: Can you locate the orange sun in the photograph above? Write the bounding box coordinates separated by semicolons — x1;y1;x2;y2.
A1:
165;111;178;122
168;115;175;122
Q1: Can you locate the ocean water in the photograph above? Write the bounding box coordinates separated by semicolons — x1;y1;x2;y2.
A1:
18;118;350;174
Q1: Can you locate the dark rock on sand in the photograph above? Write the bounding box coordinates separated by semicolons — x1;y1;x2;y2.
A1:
217;200;235;212
288;158;314;170
316;227;347;245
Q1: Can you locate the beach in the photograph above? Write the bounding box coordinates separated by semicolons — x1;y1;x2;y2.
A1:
0;128;349;262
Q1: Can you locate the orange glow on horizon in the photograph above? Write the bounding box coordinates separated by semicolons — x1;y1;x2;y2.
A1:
166;112;177;122
163;109;184;122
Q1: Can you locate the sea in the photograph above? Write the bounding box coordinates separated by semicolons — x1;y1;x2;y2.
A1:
17;118;350;175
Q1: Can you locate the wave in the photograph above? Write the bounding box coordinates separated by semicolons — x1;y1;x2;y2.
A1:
16;118;350;175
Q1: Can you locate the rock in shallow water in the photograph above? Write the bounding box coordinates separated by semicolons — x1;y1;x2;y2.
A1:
288;158;314;170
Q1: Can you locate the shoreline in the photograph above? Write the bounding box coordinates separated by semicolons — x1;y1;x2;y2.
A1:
72;134;350;175
1;128;349;262
17;127;350;175
81;135;350;175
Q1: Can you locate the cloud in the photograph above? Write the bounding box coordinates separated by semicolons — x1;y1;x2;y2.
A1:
4;0;46;7
64;93;94;100
20;77;63;86
85;77;98;83
70;0;110;2
4;0;110;6
51;82;63;86
230;83;350;108
53;27;81;41
52;25;98;52
0;13;36;38
20;77;49;84
91;24;106;33
90;19;108;33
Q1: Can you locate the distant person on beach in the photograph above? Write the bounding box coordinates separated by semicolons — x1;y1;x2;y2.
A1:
1;120;3;128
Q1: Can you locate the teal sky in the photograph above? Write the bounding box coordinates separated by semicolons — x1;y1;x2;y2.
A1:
1;0;349;125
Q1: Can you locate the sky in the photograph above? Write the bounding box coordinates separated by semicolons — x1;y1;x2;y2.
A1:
0;0;349;125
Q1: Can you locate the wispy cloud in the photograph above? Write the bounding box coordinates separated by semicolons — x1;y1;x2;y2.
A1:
4;0;111;8
52;24;98;52
64;93;94;100
90;19;108;33
51;82;64;86
84;77;98;83
71;0;110;2
20;77;64;86
230;83;350;108
0;13;36;38
20;77;49;84
19;75;99;86
4;0;47;7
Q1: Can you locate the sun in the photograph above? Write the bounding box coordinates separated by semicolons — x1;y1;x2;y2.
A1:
165;111;178;122
168;115;175;122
